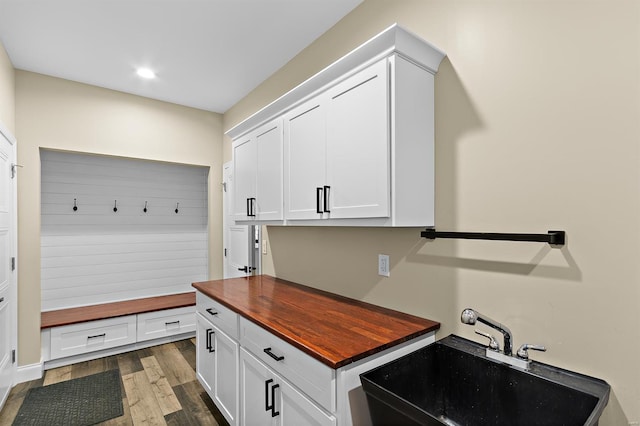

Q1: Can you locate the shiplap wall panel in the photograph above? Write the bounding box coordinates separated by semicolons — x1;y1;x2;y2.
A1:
41;150;209;311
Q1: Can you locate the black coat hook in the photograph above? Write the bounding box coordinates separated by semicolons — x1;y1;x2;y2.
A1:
144;201;148;213
73;198;78;212
113;200;118;212
175;202;179;214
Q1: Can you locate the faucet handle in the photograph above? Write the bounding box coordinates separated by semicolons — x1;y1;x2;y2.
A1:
475;330;500;351
517;344;547;360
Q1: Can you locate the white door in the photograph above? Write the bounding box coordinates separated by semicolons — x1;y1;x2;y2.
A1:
223;163;252;278
283;98;327;220
326;59;390;219
0;124;16;410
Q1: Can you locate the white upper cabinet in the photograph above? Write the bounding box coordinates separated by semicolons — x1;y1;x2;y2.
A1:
325;58;389;220
283;98;326;220
228;24;445;227
232;119;283;222
284;59;389;221
232;134;257;221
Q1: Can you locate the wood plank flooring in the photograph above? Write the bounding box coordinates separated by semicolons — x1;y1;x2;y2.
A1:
0;338;229;426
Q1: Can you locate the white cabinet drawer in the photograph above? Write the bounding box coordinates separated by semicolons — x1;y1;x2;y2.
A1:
197;292;239;339
239;317;335;412
50;316;137;359
137;306;196;342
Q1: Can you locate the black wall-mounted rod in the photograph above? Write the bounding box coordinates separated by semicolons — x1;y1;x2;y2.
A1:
421;229;565;246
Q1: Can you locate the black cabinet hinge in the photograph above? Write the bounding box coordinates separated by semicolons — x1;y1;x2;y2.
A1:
11;257;15;271
12;349;16;364
224;248;227;257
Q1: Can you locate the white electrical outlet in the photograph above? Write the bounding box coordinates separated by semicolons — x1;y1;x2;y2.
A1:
378;254;390;277
262;239;268;255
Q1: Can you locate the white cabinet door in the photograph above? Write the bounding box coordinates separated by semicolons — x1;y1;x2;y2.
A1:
197;313;239;425
240;348;277;426
278;376;336;426
232;136;257;221
196;313;216;395
240;348;335;426
233;120;283;222
255;122;283;221
283;98;327;220
213;325;240;425
326;59;390;219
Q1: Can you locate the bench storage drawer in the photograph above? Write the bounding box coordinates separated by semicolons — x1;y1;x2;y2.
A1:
50;316;137;359
137;306;196;342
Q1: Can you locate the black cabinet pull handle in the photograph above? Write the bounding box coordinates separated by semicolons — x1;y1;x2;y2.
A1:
265;378;273;412
264;347;284;361
206;328;215;353
87;333;106;340
165;320;179;326
0;297;4;303
206;308;218;316
238;266;249;273
246;197;256;217
323;185;331;212
316;187;323;214
271;383;280;417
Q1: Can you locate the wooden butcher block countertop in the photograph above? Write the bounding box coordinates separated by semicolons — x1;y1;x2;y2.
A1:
192;275;440;369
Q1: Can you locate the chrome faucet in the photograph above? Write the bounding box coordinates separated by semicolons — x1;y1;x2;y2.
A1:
461;308;547;369
461;308;513;356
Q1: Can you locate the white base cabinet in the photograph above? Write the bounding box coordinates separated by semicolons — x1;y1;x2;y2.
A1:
196;290;436;426
196;293;241;426
240;348;336;426
196;312;239;425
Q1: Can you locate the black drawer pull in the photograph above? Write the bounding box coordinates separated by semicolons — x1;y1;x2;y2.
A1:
206;308;218;316
87;333;106;339
263;347;284;361
0;297;4;303
165;320;180;326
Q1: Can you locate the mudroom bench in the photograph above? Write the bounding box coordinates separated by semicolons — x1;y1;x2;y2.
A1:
40;292;196;369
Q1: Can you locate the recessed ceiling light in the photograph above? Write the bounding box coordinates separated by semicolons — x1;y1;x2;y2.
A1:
136;68;156;79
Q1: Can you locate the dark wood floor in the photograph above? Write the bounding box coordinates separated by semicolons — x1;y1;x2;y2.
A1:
0;338;229;425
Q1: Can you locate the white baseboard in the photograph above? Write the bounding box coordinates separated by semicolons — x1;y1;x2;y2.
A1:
15;362;44;384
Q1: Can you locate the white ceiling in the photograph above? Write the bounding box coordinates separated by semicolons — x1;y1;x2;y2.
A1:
0;0;363;113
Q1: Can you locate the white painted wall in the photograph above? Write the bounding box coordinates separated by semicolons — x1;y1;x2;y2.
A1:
16;70;223;368
40;150;209;310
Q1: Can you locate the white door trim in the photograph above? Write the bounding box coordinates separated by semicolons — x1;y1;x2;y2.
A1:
223;162;260;278
0;120;18;406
